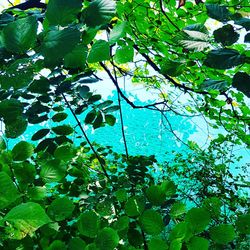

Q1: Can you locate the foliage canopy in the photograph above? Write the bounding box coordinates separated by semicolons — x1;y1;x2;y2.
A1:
0;0;249;249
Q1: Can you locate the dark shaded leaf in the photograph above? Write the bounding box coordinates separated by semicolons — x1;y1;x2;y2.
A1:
204;49;245;69
213;24;239;46
31;129;50;141
206;4;230;22
232;72;250;97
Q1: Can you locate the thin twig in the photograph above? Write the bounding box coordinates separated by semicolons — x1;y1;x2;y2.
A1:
62;93;110;180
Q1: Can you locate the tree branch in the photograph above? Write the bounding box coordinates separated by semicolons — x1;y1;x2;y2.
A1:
8;0;46;10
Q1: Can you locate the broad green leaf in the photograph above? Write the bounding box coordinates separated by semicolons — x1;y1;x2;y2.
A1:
173;30;210;51
206;4;230;22
235;214;250;234
27;186;47;201
105;114;116;126
52;112;68;122
54;143;75;161
115;189;128;202
245;33;250;43
88;40;110;63
125;196;145;217
0;59;34;90
77;211;100;238
199;79;228;91
82;0;116;28
204;49;246;69
127;228;143;247
170;202;186;218
109;21;127;44
0;99;23;123
79;85;91;98
0;172;20;209
31;129;50;141
12;141;34;161
0;136;6;150
3;16;38;54
112;215;129;231
93;112;103;129
13;162;36;185
28;78;50;94
234;18;250;31
213;24;239;46
95;227;119;250
232;72;250;97
169;222;193;241
48;240;67;250
202;197;222;217
41;28;80;67
46;0;82;26
146;185;166;206
160;180;176;197
47;197;75;221
187;236;209;250
186;208;211;233
103;105;120;113
85;110;96;124
52;125;73;135
170;239;182;250
88;94;102;103
40;159;66;183
184;24;209;34
4;202;51;239
114;46;134;64
139;210;164;235
5;116;28;139
209;224;235;245
68;238;86;250
64;44;88;69
160;59;185;77
148;238;168;250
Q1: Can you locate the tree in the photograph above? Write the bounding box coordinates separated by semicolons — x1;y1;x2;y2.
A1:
0;0;249;249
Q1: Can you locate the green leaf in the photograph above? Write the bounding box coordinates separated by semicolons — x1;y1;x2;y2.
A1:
169;222;193;241
28;78;50;94
0;172;20;209
0;99;23;123
0;136;6;150
27;186;47;201
232;72;250;97
85;110;96;124
77;211;100;238
187;236;209;250
170;239;182;250
213;24;239;46
68;238;86;250
199;79;228;91
48;240;67;250
88;40;110;63
103;105;120;113
46;0;82;26
82;0;116;28
52;125;73;135
95;227;119;250
12;141;34;161
235;214;250;234
5;116;28;139
234;18;250;31
64;44;88;69
40;159;66;183
184;24;209;34
204;49;245;69
3;16;38;54
125;196;145;217
112;215;129;231
79;85;91;98
115;189;128;202
54;143;75;161
31;129;50;141
148;238;168;250
109;21;127;44
245;33;250;43
160;59;185;77
185;208;211;233
52;112;68;122
173;30;210;51
114;46;134;64
170;202;186;218
209;224;235;245
202;197;222;217
41;28;80;67
4;202;51;239
139;209;164;235
93;112;103;129
160;180;176;197
105;114;116;126
47;197;75;221
146;185;166;206
206;4;230;22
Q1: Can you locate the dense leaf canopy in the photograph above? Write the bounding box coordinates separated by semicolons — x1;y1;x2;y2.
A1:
0;0;249;249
